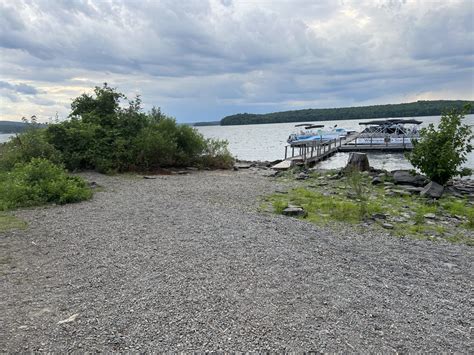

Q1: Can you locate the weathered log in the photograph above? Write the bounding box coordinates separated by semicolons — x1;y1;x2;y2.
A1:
345;152;370;172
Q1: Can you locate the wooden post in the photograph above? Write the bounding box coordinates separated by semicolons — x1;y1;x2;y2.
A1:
285;145;288;159
292;146;294;157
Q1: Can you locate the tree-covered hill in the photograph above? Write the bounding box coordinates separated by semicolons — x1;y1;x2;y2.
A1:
0;121;28;133
220;100;474;126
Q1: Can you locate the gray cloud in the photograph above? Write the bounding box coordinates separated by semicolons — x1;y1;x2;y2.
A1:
0;81;39;95
0;0;473;122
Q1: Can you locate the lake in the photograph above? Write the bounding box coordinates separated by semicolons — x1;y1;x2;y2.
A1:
197;114;474;171
0;133;15;144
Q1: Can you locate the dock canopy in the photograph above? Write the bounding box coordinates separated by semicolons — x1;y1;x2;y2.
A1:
294;123;324;128
359;119;422;125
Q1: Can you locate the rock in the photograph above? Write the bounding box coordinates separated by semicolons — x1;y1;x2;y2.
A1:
345;153;370;172
295;172;309;180
424;213;436;219
371;177;383;185
403;186;424;195
392;170;428;187
88;181;99;188
282;206;307;217
384;182;394;186
372;213;386;220
420;181;444;199
177;171;189;175
233;166;239;171
143;176;157;179
382;223;394;229
234;163;252;169
393;189;411;196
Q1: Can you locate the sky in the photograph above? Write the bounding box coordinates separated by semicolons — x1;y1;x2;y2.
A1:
0;0;473;123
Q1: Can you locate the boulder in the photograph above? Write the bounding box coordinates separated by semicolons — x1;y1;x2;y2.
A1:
392;170;428;187
420;181;444;199
345;153;370;172
282;206;307;217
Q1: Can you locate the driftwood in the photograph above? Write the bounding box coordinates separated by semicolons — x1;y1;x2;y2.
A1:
345;152;370;172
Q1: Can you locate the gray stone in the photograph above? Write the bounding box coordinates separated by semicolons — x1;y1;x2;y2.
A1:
403;186;424;194
282;206;307;217
371;177;383;185
424;213;436;219
234;163;252;169
393;189;411;196
372;213;387;220
420;181;444;199
295;172;309;180
382;223;394;229
392;170;428;187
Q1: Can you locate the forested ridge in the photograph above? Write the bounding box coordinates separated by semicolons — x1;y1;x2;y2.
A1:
220;100;474;126
0;121;44;133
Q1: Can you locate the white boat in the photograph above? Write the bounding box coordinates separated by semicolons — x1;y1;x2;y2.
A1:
287;123;351;144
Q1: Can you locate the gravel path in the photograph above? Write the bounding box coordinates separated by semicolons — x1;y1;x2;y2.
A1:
1;170;472;352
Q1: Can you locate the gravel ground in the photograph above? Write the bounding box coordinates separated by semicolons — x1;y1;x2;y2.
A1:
1;169;473;352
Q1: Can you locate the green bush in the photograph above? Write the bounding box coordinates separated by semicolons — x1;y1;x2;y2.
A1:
407;105;473;184
0;158;92;211
199;138;234;169
0;128;62;171
45;84;233;172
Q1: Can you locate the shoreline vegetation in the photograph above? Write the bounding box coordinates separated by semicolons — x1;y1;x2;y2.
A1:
200;100;473;126
0;84;233;212
261;165;473;246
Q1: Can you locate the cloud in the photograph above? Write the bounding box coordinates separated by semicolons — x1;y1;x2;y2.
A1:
0;0;473;122
0;81;39;95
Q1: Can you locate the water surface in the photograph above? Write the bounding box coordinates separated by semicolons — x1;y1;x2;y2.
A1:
197;114;474;171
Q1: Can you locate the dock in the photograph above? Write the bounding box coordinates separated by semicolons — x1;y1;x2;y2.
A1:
272;132;414;170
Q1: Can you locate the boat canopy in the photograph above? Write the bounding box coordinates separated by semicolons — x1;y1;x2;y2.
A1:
294;123;324;128
359;119;422;125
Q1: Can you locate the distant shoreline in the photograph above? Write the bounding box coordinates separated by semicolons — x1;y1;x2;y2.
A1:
193;100;473;126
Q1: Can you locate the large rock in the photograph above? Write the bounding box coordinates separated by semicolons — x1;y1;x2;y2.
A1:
392;170;428;187
345;153;370;172
420;181;444;199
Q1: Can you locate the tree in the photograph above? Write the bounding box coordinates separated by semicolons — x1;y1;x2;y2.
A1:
407;105;473;185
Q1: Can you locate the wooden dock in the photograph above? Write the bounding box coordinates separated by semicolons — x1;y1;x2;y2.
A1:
273;132;414;170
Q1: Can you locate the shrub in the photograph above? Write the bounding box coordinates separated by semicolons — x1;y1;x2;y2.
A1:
407;105;473;185
0;158;92;210
199;138;234;169
0;128;62;171
46;84;233;172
